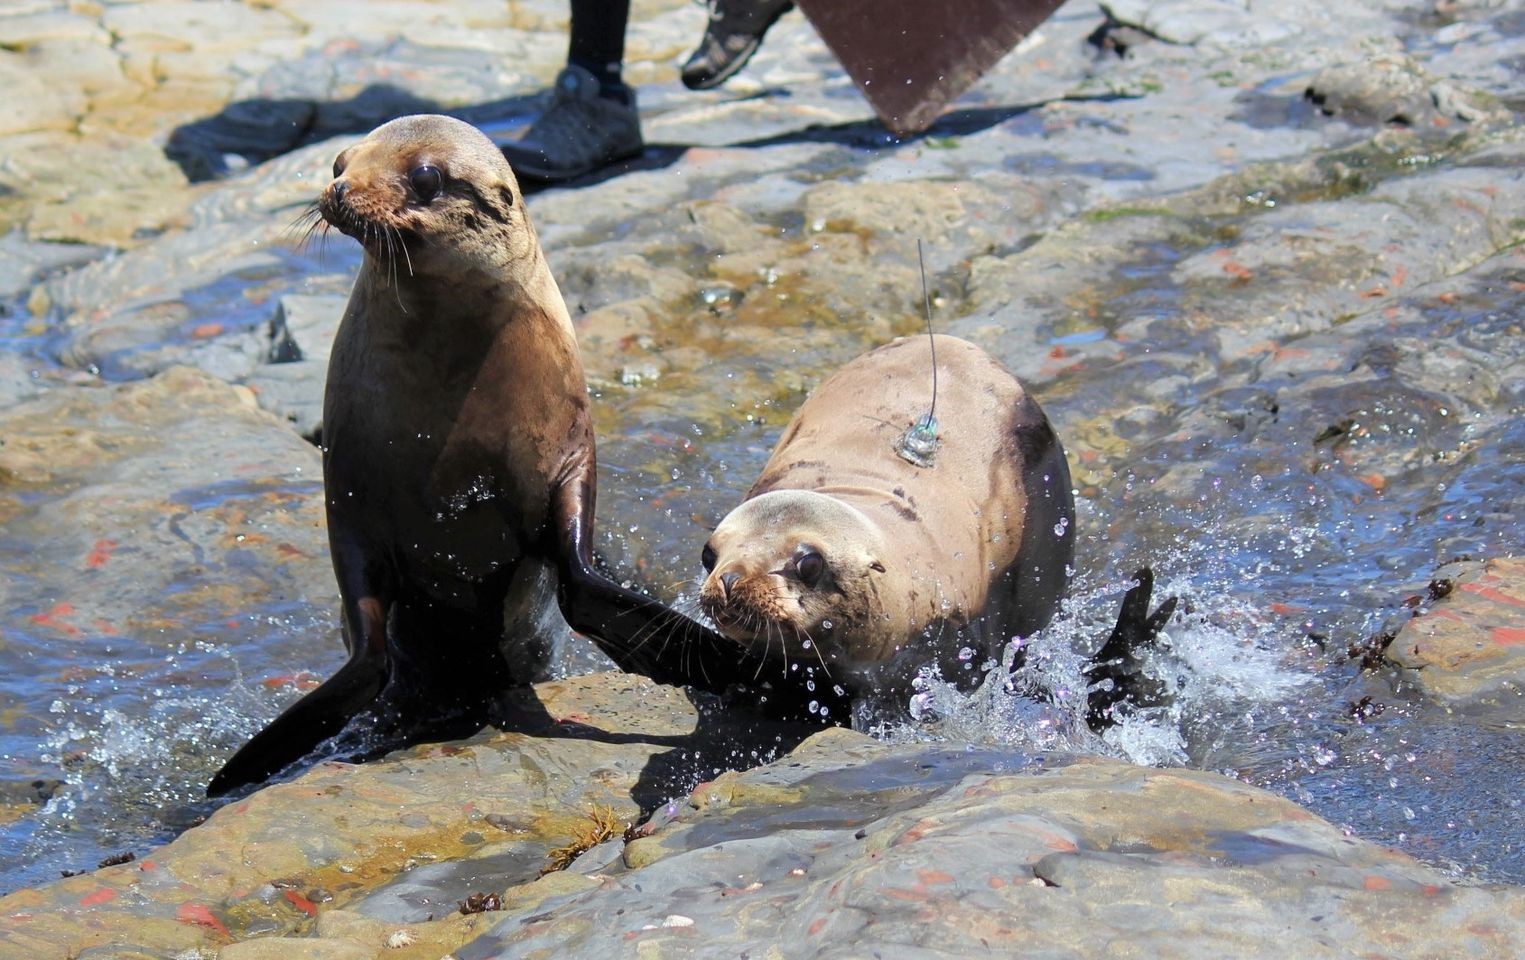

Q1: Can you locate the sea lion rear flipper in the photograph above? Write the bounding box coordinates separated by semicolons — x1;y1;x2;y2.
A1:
1083;567;1178;731
206;651;388;797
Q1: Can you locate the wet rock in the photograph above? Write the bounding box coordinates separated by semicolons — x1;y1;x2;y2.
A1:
245;293;346;438
0;365;336;805
1306;53;1507;127
0;232;106;303
1388;557;1525;722
5;676;1522;958
1100;0;1303;47
0;674;809;957
458;729;1525;958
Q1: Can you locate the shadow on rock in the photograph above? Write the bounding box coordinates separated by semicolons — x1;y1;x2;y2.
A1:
165;85;543;182
497;685;821;818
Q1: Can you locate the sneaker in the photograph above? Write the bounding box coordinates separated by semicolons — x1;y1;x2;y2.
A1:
500;65;644;182
681;0;794;91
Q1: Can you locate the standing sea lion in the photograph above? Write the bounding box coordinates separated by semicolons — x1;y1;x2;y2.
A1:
209;115;751;796
699;334;1077;717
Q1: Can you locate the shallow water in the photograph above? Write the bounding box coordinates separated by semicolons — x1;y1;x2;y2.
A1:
2;137;1524;900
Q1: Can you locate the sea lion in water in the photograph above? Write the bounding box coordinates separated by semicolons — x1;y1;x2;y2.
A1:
209;115;752;795
699;334;1077;718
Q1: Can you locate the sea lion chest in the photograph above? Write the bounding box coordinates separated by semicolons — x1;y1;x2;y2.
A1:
322;281;581;596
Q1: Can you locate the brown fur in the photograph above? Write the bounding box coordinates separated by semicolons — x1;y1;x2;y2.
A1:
210;115;739;794
699;335;1075;702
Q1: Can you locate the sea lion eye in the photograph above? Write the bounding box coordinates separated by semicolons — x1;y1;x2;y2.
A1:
409;164;443;202
332;152;347;178
794;550;825;586
701;544;717;572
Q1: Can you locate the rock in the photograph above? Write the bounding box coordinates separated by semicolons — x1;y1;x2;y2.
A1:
0;131;193;248
1100;0;1303;47
0;231;105;303
5;674;1522;958
1307;54;1439;126
458;729;1525;958
1388;557;1525;722
0;50;85;136
217;939;371;960
0;674;812;957
0;366;337;817
264;294;346;365
243;293;347;438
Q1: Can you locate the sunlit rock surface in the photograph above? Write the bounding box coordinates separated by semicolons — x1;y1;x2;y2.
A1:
2;675;1522;959
1389;558;1525;724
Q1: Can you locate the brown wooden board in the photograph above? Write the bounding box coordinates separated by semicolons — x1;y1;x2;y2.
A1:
796;0;1067;136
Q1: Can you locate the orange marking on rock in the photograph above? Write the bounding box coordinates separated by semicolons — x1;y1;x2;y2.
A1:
988;876;1007;889
190;323;224;340
80;887;117;907
1391;265;1407;287
275;542;310;559
1362;875;1391;891
260;672;321;691
1459;583;1525;608
283;889;317;916
29;603;81;637
1222;261;1252;280
175;902;230;940
1268;602;1301;616
884;887;930;902
1422;884;1442;897
1360;287;1387;299
808;917;828;936
85;539;117;569
917;870;955;886
1491;627;1525;646
1048;345;1066;359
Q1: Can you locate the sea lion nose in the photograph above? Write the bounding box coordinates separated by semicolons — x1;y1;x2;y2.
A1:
720;572;740;598
333;180;349;202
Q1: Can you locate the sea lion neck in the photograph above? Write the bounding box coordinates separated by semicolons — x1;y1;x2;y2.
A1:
357;248;570;336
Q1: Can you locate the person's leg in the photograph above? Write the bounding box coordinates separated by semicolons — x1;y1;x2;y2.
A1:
567;0;631;101
501;0;644;182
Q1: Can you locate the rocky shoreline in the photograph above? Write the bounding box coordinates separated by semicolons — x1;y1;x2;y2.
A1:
2;0;1524;955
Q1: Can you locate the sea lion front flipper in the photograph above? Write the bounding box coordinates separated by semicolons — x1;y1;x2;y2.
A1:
1083;567;1178;731
550;470;766;694
207;592;392;797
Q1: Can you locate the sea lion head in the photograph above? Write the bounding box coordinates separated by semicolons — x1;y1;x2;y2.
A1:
319;114;537;281
699;490;896;668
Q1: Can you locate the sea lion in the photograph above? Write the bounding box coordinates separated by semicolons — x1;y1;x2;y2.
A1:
698;334;1077;718
208;115;752;796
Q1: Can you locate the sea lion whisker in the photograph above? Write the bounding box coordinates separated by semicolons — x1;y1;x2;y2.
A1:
395;224;415;278
750;619;770;682
799;623;832;679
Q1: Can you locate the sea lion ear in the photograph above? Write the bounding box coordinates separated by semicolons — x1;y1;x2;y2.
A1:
869;561;887;573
